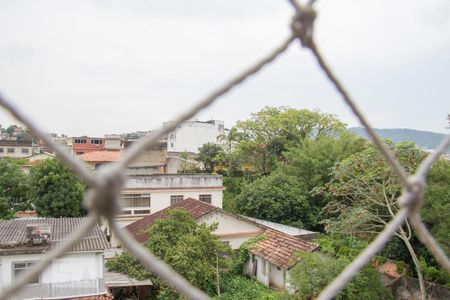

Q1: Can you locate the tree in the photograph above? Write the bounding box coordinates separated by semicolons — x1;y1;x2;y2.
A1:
289;252;392;300
230;107;346;174
235;172;312;228
320;141;428;299
197;142;222;173
421;159;450;254
29;158;85;217
107;209;230;298
0;158;30;219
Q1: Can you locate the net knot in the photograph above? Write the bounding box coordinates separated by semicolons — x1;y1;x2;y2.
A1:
290;5;317;48
399;175;426;210
84;164;125;218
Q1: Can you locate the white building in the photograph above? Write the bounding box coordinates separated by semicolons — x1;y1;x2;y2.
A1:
243;229;318;291
0;218;109;300
125;198;263;249
107;174;224;247
0;140;33;158
163;119;225;153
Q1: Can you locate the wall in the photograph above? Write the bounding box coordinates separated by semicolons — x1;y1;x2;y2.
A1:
125;174;223;189
0;252;104;287
198;211;262;249
0;146;33;158
243;254;288;290
165;120;224;153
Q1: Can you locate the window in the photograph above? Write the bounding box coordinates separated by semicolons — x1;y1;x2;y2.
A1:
76;152;85;155
118;194;151;215
7;148;14;153
90;139;103;145
13;261;39;283
21;148;29;154
222;241;230;246
199;194;212;204
170;195;184;205
0;148;3;153
74;139;87;144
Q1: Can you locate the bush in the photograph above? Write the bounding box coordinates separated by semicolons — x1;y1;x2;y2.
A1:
216;274;283;300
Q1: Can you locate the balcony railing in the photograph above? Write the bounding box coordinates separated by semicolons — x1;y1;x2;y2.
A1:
12;278;105;300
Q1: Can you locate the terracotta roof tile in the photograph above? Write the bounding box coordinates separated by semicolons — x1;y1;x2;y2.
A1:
250;229;318;269
125;198;218;243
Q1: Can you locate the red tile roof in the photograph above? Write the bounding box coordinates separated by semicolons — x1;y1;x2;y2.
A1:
249;229;319;270
79;151;122;162
125;198;218;243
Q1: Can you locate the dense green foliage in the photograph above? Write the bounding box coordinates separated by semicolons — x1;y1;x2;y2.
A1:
196;142;222;173
235;173;311;228
29;158;85;217
0;158;30;218
289;252;393;300
421;160;450;254
215;274;283;300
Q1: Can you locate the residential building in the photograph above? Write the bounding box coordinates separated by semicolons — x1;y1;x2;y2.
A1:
243;216;317;241
0;140;33;158
0;218;110;300
104;135;123;151
125;198;263;249
71;137;105;155
107;175;223;247
163;119;225;153
243;229;319;291
123;197;319;292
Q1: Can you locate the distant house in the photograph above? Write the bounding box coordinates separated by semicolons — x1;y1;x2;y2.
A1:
125;198;263;249
0;218;110;300
243;229;319;291
70;137;105;155
0;140;33;158
163;119;225;153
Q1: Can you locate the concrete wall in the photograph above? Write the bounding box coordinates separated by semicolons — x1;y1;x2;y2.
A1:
0;252;104;287
198;211;262;249
165;120;224;153
124;174;223;189
243;254;289;290
0;146;33;158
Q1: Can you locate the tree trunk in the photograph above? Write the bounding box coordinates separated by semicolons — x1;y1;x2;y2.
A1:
399;232;426;300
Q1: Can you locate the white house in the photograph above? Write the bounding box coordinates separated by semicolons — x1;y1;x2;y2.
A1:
0;218;110;300
106;174;224;247
243;229;319;291
0;140;34;158
163;119;225;153
125;198;263;249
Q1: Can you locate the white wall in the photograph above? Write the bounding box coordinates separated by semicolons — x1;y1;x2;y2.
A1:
0;252;104;288
0;146;33;158
243;254;289;290
198;211;262;249
165;120;224;153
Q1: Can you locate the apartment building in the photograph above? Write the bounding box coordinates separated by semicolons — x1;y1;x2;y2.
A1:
70;137;105;155
0;140;34;158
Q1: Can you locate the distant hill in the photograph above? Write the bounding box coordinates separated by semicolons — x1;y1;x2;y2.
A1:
348;127;449;152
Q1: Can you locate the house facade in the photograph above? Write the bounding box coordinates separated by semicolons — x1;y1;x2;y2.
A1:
243;229;319;291
0;140;34;158
163;119;225;153
125;198;263;249
0;218;110;300
70;137;105;155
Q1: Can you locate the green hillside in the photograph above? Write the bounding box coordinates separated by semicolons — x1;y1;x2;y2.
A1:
348;127;449;152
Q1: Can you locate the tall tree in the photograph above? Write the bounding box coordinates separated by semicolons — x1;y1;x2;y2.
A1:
29;158;85;217
0;158;30;219
230;106;346;174
197;142;222;173
321;141;428;299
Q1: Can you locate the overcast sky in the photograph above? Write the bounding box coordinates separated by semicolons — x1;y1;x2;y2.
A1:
0;0;449;136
